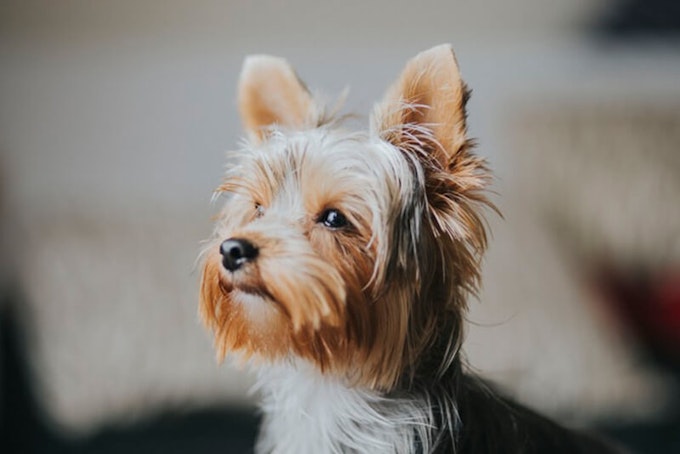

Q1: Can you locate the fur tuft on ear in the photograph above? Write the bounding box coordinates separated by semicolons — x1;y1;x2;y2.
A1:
372;44;469;161
238;55;314;142
372;44;492;250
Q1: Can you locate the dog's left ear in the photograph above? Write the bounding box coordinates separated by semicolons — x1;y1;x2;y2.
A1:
238;55;313;142
372;44;490;243
372;44;469;165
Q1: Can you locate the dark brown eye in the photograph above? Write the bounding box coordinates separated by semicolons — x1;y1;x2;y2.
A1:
318;209;348;229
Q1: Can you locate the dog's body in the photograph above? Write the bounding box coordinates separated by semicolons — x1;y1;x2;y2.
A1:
255;361;616;453
199;45;622;453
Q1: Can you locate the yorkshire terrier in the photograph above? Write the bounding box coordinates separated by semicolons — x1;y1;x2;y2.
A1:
199;45;622;453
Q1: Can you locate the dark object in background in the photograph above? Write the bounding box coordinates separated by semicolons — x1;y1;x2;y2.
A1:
67;408;259;454
592;266;680;453
0;288;259;454
1;288;58;453
596;0;680;37
597;267;680;370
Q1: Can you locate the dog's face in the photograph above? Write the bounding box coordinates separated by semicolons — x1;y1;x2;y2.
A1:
200;45;491;390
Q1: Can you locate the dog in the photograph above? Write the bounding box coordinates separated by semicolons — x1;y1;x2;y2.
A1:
199;45;622;453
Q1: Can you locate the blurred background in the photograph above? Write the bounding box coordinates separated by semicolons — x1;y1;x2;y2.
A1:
1;1;679;452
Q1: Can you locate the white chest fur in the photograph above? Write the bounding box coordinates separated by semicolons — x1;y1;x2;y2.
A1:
253;362;433;454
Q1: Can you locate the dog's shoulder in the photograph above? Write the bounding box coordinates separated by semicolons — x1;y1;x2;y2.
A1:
450;375;625;454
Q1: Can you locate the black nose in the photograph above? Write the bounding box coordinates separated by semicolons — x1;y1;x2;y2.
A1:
219;238;258;272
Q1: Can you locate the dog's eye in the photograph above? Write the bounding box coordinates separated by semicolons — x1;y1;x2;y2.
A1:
254;203;265;218
318;209;348;229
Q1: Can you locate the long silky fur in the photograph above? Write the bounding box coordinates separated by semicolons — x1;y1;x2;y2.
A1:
199;47;621;454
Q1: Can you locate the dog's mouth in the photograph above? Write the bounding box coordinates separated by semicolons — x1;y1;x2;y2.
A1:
218;267;286;314
217;255;262;292
222;280;266;297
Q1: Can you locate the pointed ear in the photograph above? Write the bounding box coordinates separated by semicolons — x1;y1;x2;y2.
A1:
373;45;492;250
372;44;470;163
238;55;314;142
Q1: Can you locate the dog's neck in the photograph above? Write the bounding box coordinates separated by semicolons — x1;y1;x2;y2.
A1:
253;360;441;454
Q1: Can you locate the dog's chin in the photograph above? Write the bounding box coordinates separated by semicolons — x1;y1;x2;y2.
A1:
230;288;278;324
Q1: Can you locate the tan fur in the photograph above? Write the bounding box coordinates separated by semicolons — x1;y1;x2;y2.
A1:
374;44;469;162
238;55;314;142
200;45;493;391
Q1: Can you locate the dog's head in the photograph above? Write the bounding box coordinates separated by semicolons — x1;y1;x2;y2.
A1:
200;45;492;390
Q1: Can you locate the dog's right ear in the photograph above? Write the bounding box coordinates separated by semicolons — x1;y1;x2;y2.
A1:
238;55;313;142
